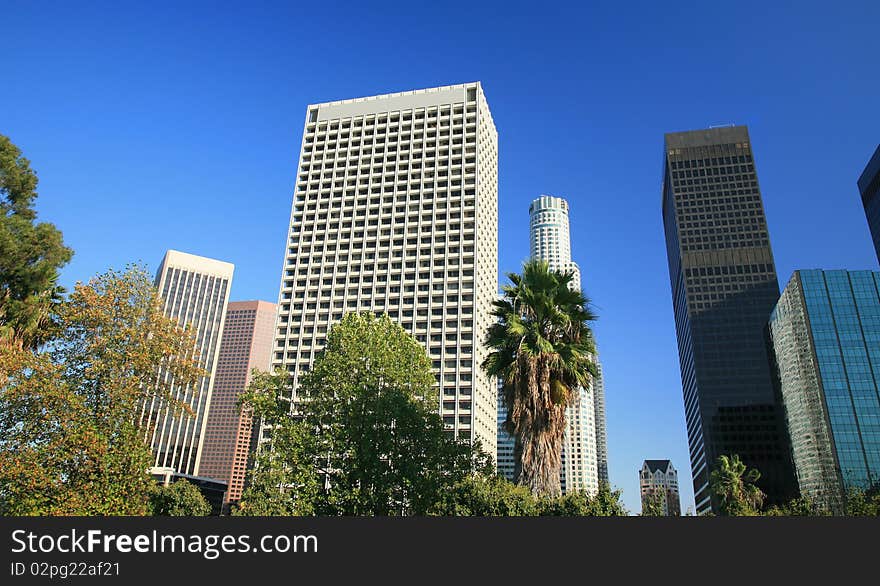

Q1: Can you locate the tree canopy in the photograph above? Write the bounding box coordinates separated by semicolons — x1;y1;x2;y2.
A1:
236;312;482;516
0;134;72;350
709;454;766;516
148;480;211;516
0;265;204;515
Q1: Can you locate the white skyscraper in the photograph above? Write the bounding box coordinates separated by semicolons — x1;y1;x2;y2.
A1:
144;249;234;476
528;195;603;493
270;82;499;453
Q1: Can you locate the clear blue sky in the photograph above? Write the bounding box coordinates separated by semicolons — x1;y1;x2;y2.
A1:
4;0;879;513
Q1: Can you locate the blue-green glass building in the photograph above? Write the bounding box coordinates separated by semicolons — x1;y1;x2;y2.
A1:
768;270;880;513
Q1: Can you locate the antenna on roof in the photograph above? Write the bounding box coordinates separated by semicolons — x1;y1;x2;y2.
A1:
708;123;736;128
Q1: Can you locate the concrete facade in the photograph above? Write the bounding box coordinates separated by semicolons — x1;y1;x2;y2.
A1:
144;250;234;476
268;83;499;453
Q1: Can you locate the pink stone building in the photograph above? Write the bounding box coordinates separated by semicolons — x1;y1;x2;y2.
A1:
199;300;276;507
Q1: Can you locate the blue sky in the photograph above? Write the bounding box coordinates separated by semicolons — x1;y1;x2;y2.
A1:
4;0;879;513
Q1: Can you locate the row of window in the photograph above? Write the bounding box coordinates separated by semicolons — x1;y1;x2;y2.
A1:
307;103;475;128
669;154;752;169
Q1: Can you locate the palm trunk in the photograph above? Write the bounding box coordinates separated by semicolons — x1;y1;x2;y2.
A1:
513;354;566;497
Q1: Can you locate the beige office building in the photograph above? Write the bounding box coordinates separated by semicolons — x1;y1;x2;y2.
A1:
200;300;276;505
144;249;234;476
268;82;499;453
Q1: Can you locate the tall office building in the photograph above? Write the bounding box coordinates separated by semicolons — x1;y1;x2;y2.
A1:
661;126;796;514
199;300;276;506
528;194;600;493
270;83;499;453
560;378;597;494
639;460;681;516
496;380;516;482
858;145;880;262
594;361;609;485
768;270;880;514
529;195;581;288
143;250;234;476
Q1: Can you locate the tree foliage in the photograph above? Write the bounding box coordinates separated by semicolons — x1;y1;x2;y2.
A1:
234;370;321;516
429;474;541;516
237;313;482;516
641;490;667;516
0;134;73;350
0;265;204;515
763;495;830;516
430;476;628;516
541;483;628;516
843;486;880;516
148;480;211;516
709;454;766;516
483;260;597;497
711;456;880;516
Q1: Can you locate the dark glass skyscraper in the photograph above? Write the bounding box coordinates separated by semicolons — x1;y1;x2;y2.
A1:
661;125;795;514
858;145;880;262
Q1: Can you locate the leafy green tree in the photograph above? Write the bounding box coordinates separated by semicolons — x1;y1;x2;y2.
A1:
430;477;628;517
483;260;597;497
844;487;880;516
429;474;541;516
234;370;321;516
641;490;666;516
237;313;481;516
148;480;211;516
763;495;830;516
541;483;628;516
0;265;204;515
709;454;765;516
0;134;73;350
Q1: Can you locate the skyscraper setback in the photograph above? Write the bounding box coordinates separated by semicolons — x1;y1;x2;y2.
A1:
661;126;795;514
528;195;602;493
858;144;880;262
144;250;234;477
199;300;276;507
269;83;499;453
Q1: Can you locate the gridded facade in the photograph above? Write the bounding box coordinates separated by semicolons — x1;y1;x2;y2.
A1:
594;361;609;485
640;460;681;516
560;383;597;494
199;300;276;506
662;126;796;514
496;379;516;481
528;194;599;494
769;270;880;513
144;250;234;476
858;145;880;263
529;195;580;289
271;83;499;453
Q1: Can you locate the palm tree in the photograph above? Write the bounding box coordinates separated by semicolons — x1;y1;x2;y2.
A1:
0;276;65;351
709;454;765;516
482;260;597;497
